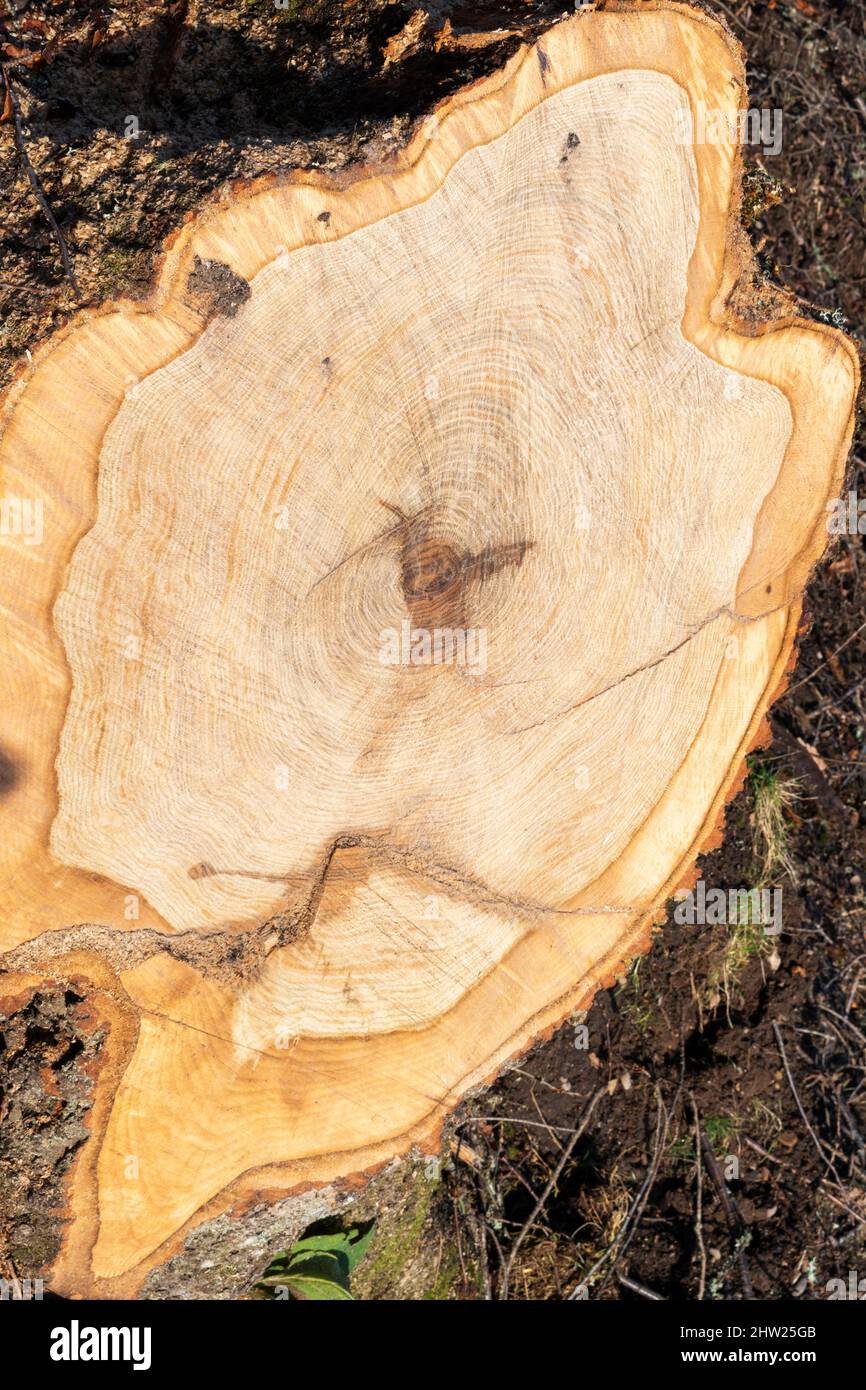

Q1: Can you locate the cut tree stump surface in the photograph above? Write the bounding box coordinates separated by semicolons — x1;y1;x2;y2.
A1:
0;4;857;1295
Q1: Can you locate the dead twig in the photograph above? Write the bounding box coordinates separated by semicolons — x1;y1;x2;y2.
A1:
772;1019;839;1182
784;619;866;698
566;1085;672;1299
468;1113;596;1136
699;1128;754;1299
499;1086;606;1299
2;66;81;301
691;1096;707;1300
616;1271;666;1300
819;1181;866;1227
450;1186;470;1294
743;1135;792;1168
0;279;59;294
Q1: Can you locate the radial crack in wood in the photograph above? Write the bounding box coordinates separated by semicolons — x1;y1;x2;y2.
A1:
0;6;857;1295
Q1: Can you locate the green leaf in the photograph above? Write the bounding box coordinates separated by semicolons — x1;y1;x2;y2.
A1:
285;1233;353;1259
343;1222;376;1273
260;1251;292;1271
286;1252;350;1289
284;1272;354;1302
259;1254;353;1301
284;1222;375;1274
257;1221;375;1297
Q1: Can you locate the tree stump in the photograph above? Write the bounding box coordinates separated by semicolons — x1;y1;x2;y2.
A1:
0;5;857;1296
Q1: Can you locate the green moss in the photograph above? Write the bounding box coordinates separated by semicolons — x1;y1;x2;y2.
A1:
350;1163;454;1300
96;247;148;298
424;1246;462;1301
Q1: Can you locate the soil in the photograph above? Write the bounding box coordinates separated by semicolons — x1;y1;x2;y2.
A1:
0;986;104;1279
448;773;866;1299
1;0;864;1299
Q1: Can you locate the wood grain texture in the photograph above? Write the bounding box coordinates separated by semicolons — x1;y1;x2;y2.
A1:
0;4;858;1295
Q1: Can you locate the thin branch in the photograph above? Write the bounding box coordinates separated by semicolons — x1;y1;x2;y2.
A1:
617;1271;665;1300
700;1128;754;1299
691;1096;707;1300
3;66;81;301
772;1019;839;1182
566;1086;671;1299
499;1087;606;1299
784;619;866;698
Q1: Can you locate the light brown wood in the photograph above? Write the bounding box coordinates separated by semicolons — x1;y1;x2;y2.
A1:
0;4;857;1296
